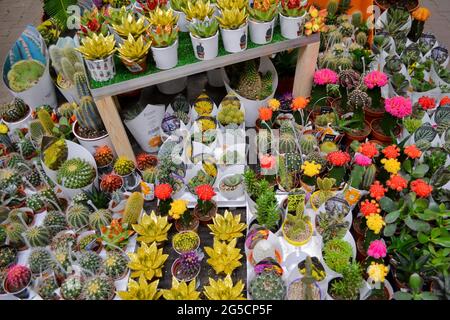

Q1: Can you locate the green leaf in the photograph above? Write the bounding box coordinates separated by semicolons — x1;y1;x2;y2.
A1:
431;228;441;239
433;236;450;248
385;210;401;224
414;198;429;212
405;216;431;233
417;232;429;244
412;164;429;178
402;159;412;174
383;223;397;237
43;0;77;31
394;291;412;300
380;197;398;212
420;292;438;300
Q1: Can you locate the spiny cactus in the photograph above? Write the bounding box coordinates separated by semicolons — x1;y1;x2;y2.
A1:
356;31;367;47
123;192;144;224
340;22;354;38
24;225;50;247
78;251;102;275
28;248;53;274
231;59;273;101
103;251;128;280
61;275;83;300
362;164;376;190
16;137;35;159
89;209;112;230
82;275;115;300
58;102;77;119
0;246;16;269
28;120;45;146
43;138;68;170
316;208;349;243
279;132;297;154
43;211;68;237
301;256;318;300
25;168;42;188
0;168;21;189
299;134;318;155
306;152;327;169
250;271;286;300
1;98;29;123
311;177;336;209
285;153;303;172
113;156;135;176
37;109;55;136
100;173;123;193
74;72;90;98
66;204;90;229
136;153;158;171
37;276;59;300
4;265;31;293
348;89;371;109
26;194;45;212
142;167;157;184
39;188;61;211
57;158;96;189
94;145;114;167
5;222;26;248
7;60;45;92
74;97;105;137
351;11;363;28
284;210;312;243
339;70;361;89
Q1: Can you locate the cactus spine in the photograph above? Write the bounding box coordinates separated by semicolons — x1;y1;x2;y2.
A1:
89;209;112;230
299;134;318;155
301;256;316;300
66;204;90;229
123;192;144;224
75;97;104;132
37;109;55;136
74;72;90;98
24;226;51;247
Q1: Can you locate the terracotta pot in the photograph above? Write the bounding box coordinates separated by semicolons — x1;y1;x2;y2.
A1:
364;105;385;122
352;216;366;239
121;56;148;75
392;268;409;290
175;216;200;233
345;121;372;142
356;237;368;262
194;200;217;226
370;118;401;144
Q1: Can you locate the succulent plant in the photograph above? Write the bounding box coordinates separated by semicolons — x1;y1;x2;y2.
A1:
100;173;123;193
51;231;76;252
136;153;158;171
205;238;242;276
37;276;59;300
283;208;312;244
58;102;77;119
323;238;353;273
311;177;336;209
288;256;321;300
0;227;6;245
0;168;22;189
0;246;16;268
78;233;98;251
142;167;157;184
208;210;246;242
66;204;90;229
362;164;377;190
24;225;50;248
15;137;36;159
203;275;245;300
329;262;363;300
117;276;162;300
61;275;83;300
103;250;128;280
94;145;114;167
173;250;202;281
26;194;45;213
52;246;74;274
4;222;26;248
162;277;200;300
132;211;171;245
188;17;219;38
89;209;112;230
4;265;31;293
339;70;361;90
172;231;200;253
250;271;286;300
28;248;53;274
348;89;371;110
128;242;168;280
57;158;96;189
299;134;318;155
100;219;133;249
43;138;68;171
123;192;144;225
1;98;29;123
39;188;61;211
114;156;135;176
217;101;244;127
7;208;32;225
74;96;106;138
316;207;349;243
43;210;68;237
78;250;102;275
7;60;45;93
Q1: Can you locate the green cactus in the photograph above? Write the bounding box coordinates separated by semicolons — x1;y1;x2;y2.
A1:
340;22;354;37
285;153;303;172
16;137;36;159
58;102;78;119
279;133;297;154
356;31;367;47
61;275;84;300
306;152;326;168
39;188;61;211
287;191;305;214
74;72;90;98
113;156;135;176
284;208;312;243
37;109;56;136
329;262;363;300
323;239;353;273
74;96;105;133
1;98;29;123
123;192;144;224
311;178;336;209
7;60;45;92
0;168;22;189
4;222;26;248
82;275;115;300
348;89;371;110
361;164;376;190
142;167;157;184
78;234;97;251
28;248;53;274
278;155;296;192
250;271;286;300
231;59;273;101
43;138;69;171
24;168;42;188
299;134;318;155
72;191;90;206
24;225;51;247
103;251;128;280
351;11;363;28
301;256;318;300
43;211;68;237
78;251;102;275
37;276;59;300
89;209;112;230
57;158;96;189
66;204;90;229
0;227;6;245
28;120;45;146
7;208;32;225
26;194;45;212
0;246;16;268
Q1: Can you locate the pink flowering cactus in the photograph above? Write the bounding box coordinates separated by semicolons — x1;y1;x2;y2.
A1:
364;71;388;89
313;69;339;86
385;96;412;118
367;240;387;259
354;154;372;167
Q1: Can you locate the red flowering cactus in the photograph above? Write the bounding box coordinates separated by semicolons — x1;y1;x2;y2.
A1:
382;145;400;159
195;184;217;217
369;181;387;201
327;151;351;166
360;199;381;217
410;179;433;198
137;0;168;12
258;107;273;122
358;142;379;159
155;184;173;215
440;96;450;106
404;145;422;159
386;174;408;192
417;96;436;110
80;7;108;36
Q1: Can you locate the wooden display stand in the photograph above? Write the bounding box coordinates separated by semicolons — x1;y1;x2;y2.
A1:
90;34;320;162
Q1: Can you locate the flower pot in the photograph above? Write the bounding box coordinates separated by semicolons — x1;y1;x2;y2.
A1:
151;40;178;70
249;18;275;45
175;216;200;233
84;54;116;82
363;281;394;300
156;77;187;95
174;10;189;32
77;230;103;253
97;161;113;176
218;174;244;200
190;32;219;61
171;258;201;283
207;69;224;87
352;216;366;239
356;237;368;262
140;181;155;201
279;12;306;40
364;105;385;122
120;55;148;74
369;118;401;144
72;121;115;156
172;231;201;254
193;200;218;225
344;121;372;142
281;219;313;246
220;23;248;53
3;108;32;133
221;56;278;127
119;171;141;192
56;80;79;104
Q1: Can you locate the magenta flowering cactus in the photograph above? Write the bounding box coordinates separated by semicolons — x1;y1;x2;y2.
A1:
5;265;31;293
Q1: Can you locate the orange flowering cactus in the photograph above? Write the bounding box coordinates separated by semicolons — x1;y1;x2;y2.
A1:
100;219;134;249
304;6;327;36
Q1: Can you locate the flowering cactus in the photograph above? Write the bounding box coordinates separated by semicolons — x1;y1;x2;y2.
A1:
5;265;31;293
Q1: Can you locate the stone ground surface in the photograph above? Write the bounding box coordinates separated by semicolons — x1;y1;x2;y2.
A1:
0;0;449;104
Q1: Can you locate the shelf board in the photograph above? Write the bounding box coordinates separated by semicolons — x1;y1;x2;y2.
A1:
89;30;319;98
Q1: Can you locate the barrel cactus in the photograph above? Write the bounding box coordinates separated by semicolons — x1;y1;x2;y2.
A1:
285;153;303;172
4;222;26;248
94;145;114;167
26;194;45;213
7;60;45;92
250;271;286;300
66;204;90;229
279;133;297;154
348;89;371;110
113;156;135;176
82;275;115;300
43;210;68;237
89;209;112;230
142;168;157;184
25;169;42;188
37;276;59;300
4;265;31;293
61;275;84;300
24;225;50;247
28;248;53;274
306;152;327;169
362;164;377;190
100;173;123;193
136;153;158;171
233;59;273;101
299;134;318;155
339;70;361;90
57;158;96;189
123;192;144;225
78;251;102;275
103;251;128;280
356;31;367;47
0;246;16;269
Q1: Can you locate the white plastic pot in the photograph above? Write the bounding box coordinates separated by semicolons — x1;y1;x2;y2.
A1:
218;174;244;200
72;121;115;156
220;23;248;53
189;32;219;61
3;108;32;133
279;12;306;40
174;10;189;32
221;56;278;127
84;54;116;82
249;18;275;45
207;69;224;87
156;77;187;95
151;40;178;70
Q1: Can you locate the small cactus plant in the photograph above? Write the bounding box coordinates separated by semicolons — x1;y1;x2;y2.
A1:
339;69;361;90
28;248;53;274
58;102;78;119
43;211;68;237
57;158;96;189
348;89;371;110
89;209;112;230
25;168;42;188
94;145;114;167
78;250;102;275
100;173;123;193
250;271;286;300
24;225;51;247
74;96;106;138
42;138;68;171
114;156;135;176
81;275;115;300
362;164;377;190
26;194;45;213
15;137;36;159
136;153;158;171
299;134;318;155
61;275;84;300
123;192;144;224
37;276;59;300
311;177;336;210
0;246;17;269
4;222;26;248
1;98;29;123
4;265;31;293
142;167;157;184
103;250;128;280
66;204;90;229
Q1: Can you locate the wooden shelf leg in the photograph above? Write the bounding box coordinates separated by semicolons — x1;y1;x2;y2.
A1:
95;96;136;163
292;41;320;98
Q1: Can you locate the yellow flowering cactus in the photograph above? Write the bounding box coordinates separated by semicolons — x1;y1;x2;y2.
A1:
301;161;322;177
0;124;9;134
366;214;385;234
161;277;200;300
168;199;188;220
367;262;389;283
380;158;401;175
268;98;280;111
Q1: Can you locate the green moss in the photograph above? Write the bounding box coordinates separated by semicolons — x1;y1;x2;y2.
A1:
90;27;286;89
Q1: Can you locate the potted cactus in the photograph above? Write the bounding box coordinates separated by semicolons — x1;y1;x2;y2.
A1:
56;158;96;196
76;33;116;82
94;145;115;174
217;7;248;53
60;275;84;300
217;95;245;129
281;200;313;246
141;167;157;201
136;152;158;172
250;270;286;300
327;262;364;300
0;98;32;132
100;173;124;193
148;8;179;70
218;174;244;200
171;250;203;282
114;156;140;191
24;226;51;248
186;1;219;61
172;231;201;254
193;184;217;225
117;34;152;74
25;194;46;214
279;0;308;39
3;264;32;299
248;0;278;45
103;250;129;280
287;256;322;300
36;274;60;300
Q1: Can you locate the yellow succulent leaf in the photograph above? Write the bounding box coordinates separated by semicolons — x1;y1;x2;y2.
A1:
203;275;246;300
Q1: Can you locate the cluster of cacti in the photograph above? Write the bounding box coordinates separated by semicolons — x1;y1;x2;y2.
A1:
24;225;51;247
316;207;350;243
250;271;286;300
0;168;22;189
89;209;112;230
6;152;27;170
1;98;29;123
43;211;68;237
58;102;78;119
0;246;16;268
340;21;354;38
61;275;84;300
28;248;53;274
72;191;90;206
100;173;123;193
39;188;61;211
314;113;335;127
362;164;377;190
24;168;42;188
57;158;96;189
306;151;327;169
348;89;371;110
15;137;36;159
299;134;318;155
123;192;144;224
7;60;45;93
279;124;297;154
136;153;157;171
4;265;31;292
311;177;336;209
78;233;98;251
217;103;244;126
230;59;273;101
113;156;135;176
81;275;115;300
103;251;128;280
66;204;91;229
4;222;26;248
43;139;68;170
74;97;106;138
37;276;59;300
26;194;45;212
284;209;312;243
49;44;84;87
78;250;102;275
94;145;114;167
142;168;157;184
